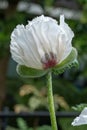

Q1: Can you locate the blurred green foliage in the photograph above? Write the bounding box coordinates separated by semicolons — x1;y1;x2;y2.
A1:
59;118;87;130
6;117;87;130
6;118;52;130
72;103;87;111
0;12;27;58
77;0;87;23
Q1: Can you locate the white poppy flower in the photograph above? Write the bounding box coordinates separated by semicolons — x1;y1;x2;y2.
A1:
10;15;78;78
72;107;87;126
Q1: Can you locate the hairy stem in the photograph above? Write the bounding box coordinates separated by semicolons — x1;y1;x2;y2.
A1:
47;71;58;130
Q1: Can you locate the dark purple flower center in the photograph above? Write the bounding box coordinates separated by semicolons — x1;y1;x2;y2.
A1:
41;52;57;69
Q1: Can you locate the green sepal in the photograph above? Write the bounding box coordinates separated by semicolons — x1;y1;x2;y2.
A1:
17;65;48;78
52;47;79;75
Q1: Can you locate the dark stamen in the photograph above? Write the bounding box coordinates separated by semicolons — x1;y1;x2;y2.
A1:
41;52;57;69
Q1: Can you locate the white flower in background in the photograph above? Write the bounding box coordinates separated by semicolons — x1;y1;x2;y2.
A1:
72;107;87;126
10;15;75;70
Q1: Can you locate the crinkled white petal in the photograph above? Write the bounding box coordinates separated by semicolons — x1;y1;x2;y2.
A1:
10;15;74;69
26;15;59;57
28;15;57;26
57;15;74;63
60;15;74;42
72;107;87;126
10;25;42;69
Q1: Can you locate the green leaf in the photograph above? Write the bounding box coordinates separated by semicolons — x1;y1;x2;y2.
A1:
17;118;28;130
38;125;52;130
72;104;87;112
53;47;78;75
17;65;48;78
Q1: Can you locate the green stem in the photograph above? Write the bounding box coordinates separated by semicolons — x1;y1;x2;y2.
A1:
47;71;58;130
